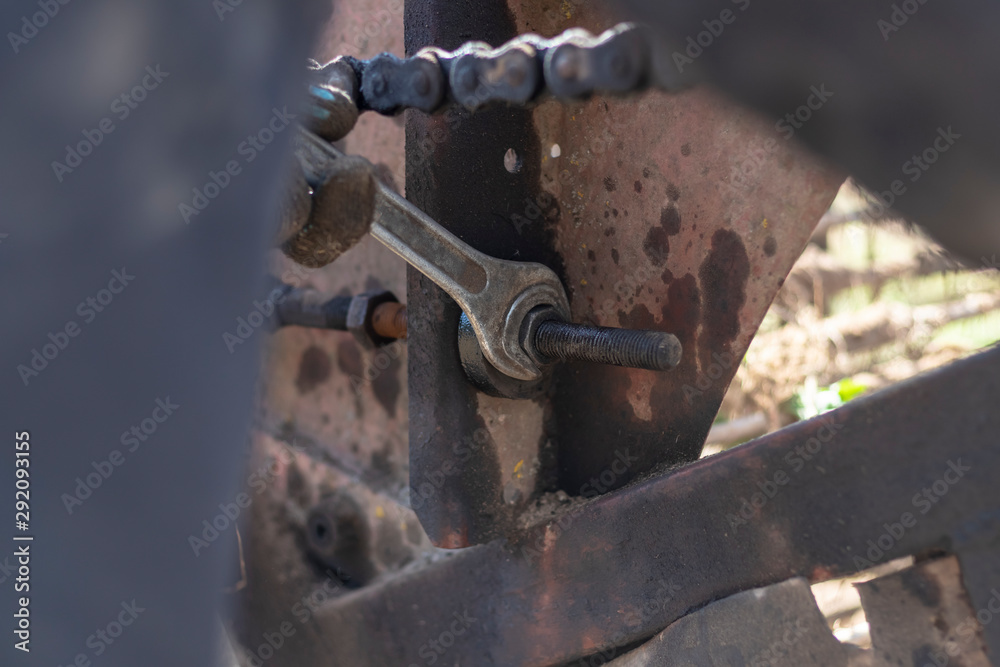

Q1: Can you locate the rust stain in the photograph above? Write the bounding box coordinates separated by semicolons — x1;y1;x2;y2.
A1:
662;273;701;357
336;340;363;378
660;206;681;234
296;345;332;394
697;229;750;372
763;235;777;257
642;205;682;267
371;353;402;418
642;227;670;267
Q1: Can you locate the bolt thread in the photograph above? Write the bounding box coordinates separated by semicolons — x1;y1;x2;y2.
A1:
534;320;681;371
372;303;407;340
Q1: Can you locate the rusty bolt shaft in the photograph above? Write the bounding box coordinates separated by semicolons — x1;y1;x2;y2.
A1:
533;319;681;371
372;302;407;340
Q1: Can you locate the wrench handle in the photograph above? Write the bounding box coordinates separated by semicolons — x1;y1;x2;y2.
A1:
371;186;488;299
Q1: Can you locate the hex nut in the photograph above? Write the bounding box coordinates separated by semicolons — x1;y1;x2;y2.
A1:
458;312;547;400
518;305;563;368
347;290;399;351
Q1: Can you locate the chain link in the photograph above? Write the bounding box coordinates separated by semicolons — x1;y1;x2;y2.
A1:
288;23;664;265
311;22;660;122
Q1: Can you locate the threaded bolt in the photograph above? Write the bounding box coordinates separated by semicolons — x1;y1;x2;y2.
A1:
532;319;681;371
372;302;407;340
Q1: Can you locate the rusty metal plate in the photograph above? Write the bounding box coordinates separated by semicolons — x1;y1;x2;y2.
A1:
519;2;844;493
537;83;843;491
314;346;1000;666
858;556;991;666
405;0;843;548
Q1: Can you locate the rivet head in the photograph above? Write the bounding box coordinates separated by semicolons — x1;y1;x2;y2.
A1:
458;65;478;92
608;52;628;78
505;58;527;87
554;47;580;81
412;69;430;96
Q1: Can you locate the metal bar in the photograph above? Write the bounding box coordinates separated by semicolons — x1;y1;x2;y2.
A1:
314;346;1000;666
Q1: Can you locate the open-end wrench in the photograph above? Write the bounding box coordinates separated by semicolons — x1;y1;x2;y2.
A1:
299;129;570;382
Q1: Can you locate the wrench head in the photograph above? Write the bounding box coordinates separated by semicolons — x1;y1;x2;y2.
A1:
462;260;571;382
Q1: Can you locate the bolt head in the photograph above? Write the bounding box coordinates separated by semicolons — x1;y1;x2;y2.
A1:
347;290;399;351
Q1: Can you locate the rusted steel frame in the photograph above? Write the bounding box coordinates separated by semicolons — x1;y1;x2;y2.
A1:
404;0;566;548
316;346;1000;666
405;0;844;549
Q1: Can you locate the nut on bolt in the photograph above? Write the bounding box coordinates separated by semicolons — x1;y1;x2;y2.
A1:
518;305;562;369
347;290;400;351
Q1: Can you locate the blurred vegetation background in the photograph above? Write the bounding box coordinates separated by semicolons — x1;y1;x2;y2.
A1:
704;179;1000;455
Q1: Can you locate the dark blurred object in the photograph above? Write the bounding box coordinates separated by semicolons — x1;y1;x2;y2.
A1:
0;1;323;666
615;0;1000;264
271;280;407;341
